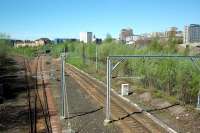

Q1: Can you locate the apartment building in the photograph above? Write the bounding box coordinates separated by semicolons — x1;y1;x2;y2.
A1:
184;24;200;44
119;28;133;43
80;32;93;43
165;27;178;38
35;38;51;46
14;40;36;47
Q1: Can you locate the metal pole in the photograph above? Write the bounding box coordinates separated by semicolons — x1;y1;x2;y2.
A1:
197;90;200;109
63;55;66;118
104;57;111;125
103;55;200;123
61;53;66;118
60;55;64;117
108;59;111;120
62;53;73;131
96;44;98;72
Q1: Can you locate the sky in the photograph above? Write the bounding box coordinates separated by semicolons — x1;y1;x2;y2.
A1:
0;0;200;40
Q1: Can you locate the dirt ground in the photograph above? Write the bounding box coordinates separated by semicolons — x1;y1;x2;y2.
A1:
0;55;121;133
50;58;121;133
68;58;200;133
114;80;200;133
2;54;200;133
0;56;30;133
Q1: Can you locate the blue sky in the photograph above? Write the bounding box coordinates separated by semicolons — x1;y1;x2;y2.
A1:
0;0;200;40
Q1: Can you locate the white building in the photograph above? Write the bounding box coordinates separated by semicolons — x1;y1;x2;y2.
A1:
151;32;165;38
125;35;141;44
184;24;200;44
119;28;133;42
14;40;36;47
80;32;93;43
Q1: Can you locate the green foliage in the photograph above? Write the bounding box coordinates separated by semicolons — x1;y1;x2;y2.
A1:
6;38;200;106
10;46;38;58
64;39;200;105
184;45;190;55
0;33;10;39
0;39;11;57
104;33;113;43
148;38;163;52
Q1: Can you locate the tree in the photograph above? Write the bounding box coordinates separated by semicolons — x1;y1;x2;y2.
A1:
148;38;163;52
0;33;10;39
104;33;113;43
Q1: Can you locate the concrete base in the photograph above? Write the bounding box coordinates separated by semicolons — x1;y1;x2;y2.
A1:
63;128;75;133
196;107;200;111
196;104;200;110
104;119;111;126
60;116;66;120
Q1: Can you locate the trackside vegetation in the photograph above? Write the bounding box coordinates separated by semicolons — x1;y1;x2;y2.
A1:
49;39;200;106
1;36;200;106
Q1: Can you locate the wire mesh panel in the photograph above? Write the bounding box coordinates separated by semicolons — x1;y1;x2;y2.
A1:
105;55;200;123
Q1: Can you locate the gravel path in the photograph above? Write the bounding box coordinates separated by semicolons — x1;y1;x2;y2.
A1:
50;62;121;133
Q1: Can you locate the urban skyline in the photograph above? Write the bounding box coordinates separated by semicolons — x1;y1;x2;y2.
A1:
3;24;199;41
0;0;200;40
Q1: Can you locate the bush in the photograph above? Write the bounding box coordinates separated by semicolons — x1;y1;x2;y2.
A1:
9;38;200;105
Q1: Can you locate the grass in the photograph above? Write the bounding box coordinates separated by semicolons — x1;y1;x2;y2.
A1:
4;39;199;106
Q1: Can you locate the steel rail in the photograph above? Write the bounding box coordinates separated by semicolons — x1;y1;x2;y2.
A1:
67;66;154;133
39;56;52;133
23;59;33;133
24;56;52;133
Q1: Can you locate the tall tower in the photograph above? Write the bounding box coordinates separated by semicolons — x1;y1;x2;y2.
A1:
80;32;93;43
184;24;200;44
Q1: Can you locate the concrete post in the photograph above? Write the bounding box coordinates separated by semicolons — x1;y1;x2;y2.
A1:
95;44;98;72
61;53;66;118
104;57;111;125
197;90;200;110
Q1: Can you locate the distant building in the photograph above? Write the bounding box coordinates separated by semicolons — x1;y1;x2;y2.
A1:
95;38;102;44
80;32;93;43
92;35;102;44
125;35;141;45
184;24;200;44
176;31;183;37
54;38;65;44
13;38;51;47
14;40;35;47
125;35;151;45
54;38;78;44
119;28;133;43
14;40;25;47
25;40;36;46
68;38;78;42
141;33;152;38
165;27;178;38
35;38;51;46
151;32;165;38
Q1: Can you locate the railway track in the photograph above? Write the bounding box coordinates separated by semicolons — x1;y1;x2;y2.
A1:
24;56;52;133
67;65;166;133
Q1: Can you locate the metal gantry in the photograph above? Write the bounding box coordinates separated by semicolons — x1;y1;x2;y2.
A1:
60;53;65;118
60;52;74;132
104;55;200;124
60;52;69;119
